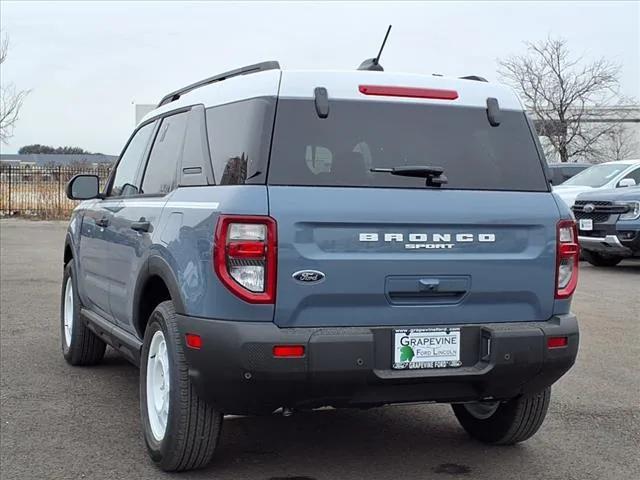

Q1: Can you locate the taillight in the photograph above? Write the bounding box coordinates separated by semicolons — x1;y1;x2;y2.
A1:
214;215;277;304
556;219;579;299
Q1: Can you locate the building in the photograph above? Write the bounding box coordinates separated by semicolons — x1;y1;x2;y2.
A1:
530;105;640;163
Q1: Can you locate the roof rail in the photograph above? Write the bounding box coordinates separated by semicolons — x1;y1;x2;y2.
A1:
459;75;488;82
157;61;281;107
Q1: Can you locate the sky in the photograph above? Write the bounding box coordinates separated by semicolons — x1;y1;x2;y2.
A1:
1;0;638;155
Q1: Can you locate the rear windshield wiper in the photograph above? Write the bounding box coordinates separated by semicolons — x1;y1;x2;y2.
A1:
370;166;448;187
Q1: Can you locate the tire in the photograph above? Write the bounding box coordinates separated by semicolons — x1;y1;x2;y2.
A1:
61;261;106;366
583;250;623;267
451;388;551;445
140;300;223;472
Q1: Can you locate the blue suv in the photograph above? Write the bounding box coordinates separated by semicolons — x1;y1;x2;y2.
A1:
62;61;579;471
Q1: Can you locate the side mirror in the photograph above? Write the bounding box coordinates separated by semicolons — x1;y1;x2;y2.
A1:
66;174;101;200
618;178;636;188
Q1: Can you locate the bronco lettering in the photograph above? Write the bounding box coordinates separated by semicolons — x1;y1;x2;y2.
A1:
358;232;496;249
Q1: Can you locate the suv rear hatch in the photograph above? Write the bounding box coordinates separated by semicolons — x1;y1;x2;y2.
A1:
266;92;559;328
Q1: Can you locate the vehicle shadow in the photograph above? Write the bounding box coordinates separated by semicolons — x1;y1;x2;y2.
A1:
616;261;640;272
182;406;545;480
83;349;553;480
580;259;640;273
71;350;556;480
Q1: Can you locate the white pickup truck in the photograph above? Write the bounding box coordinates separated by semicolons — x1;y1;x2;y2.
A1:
553;160;640;208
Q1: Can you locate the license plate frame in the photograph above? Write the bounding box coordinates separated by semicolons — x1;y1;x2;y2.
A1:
579;218;593;231
392;328;462;370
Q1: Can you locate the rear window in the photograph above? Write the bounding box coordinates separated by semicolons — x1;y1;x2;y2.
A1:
267;99;549;191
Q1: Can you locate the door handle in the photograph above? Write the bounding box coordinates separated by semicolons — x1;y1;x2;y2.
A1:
418;279;440;291
130;219;150;233
386;276;470;305
95;217;109;228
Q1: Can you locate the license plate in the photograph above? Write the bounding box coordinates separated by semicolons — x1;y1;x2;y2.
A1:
393;328;461;369
579;219;593;231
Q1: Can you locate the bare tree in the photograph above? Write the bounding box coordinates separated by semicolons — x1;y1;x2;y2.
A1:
498;36;625;163
1;34;30;145
598;124;639;162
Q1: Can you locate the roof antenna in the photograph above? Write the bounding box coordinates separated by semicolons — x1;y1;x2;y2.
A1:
358;25;392;71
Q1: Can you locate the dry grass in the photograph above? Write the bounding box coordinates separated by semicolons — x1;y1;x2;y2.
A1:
0;167;110;219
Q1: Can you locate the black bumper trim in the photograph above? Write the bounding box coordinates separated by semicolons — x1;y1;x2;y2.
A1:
177;314;579;415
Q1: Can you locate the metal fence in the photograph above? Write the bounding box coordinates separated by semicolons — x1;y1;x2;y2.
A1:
0;166;112;219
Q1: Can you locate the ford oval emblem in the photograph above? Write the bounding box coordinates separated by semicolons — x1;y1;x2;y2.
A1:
292;270;325;284
583;203;595;213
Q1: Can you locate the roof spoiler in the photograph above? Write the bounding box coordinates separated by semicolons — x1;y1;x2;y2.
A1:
157;61;281;107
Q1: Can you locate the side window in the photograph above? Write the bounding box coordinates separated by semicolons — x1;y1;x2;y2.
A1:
205;97;276;185
179;105;213;186
110;122;155;197
141;111;189;195
622;167;640;186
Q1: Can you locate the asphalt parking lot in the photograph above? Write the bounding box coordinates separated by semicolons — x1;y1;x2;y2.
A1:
1;219;639;480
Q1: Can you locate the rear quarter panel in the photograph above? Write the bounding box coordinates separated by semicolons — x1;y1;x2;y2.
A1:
154;185;273;321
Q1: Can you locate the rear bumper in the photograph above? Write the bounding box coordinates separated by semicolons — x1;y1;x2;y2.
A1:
177;314;579;415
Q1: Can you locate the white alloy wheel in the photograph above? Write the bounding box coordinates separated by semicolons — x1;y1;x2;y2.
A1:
63;277;74;346
146;330;170;441
463;401;501;420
